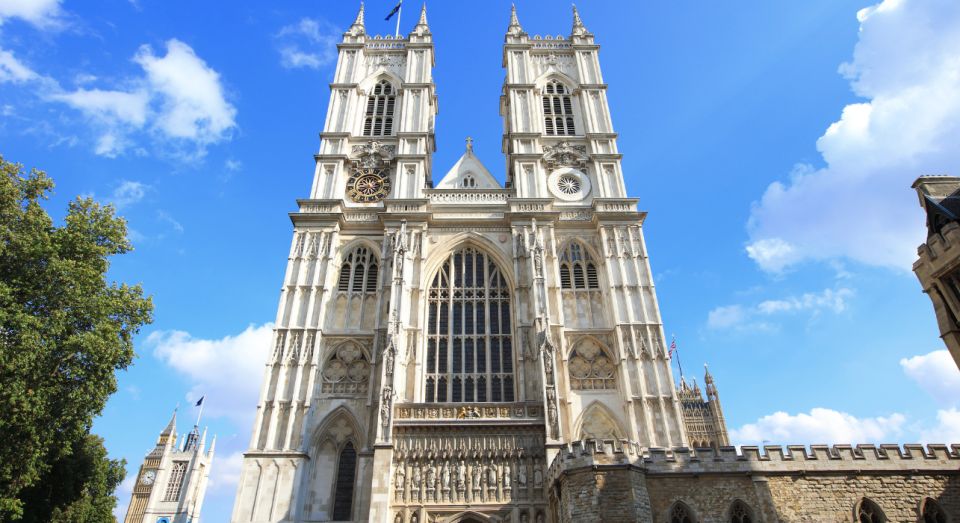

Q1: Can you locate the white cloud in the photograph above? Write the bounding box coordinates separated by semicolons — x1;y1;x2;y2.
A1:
8;39;236;159
276;18;339;70
900;349;960;406
746;0;960;272
156;210;184;233
707;305;746;329
0;0;63;28
109;180;149;210
112;474;135;521
0;47;38;83
134;39;236;145
225;158;242;171
209;451;244;492
731;407;906;445
149;323;272;426
707;287;853;330
919;408;960;443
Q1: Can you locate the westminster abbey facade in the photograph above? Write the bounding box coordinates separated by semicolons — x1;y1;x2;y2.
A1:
231;5;960;523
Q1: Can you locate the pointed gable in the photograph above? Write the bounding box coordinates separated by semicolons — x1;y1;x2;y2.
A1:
435;138;501;189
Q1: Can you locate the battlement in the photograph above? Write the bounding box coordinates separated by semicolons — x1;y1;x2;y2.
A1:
547;439;960;486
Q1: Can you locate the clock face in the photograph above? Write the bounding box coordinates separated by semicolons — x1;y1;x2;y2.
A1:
346;167;390;203
140;470;156;485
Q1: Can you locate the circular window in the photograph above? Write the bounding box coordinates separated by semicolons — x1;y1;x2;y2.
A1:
548;167;591;201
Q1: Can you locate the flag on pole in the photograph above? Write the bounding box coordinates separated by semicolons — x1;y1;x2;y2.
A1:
385;0;402;21
668;337;677;359
195;396;204;407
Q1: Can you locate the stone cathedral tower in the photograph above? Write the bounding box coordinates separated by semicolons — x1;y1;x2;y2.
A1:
231;5;689;522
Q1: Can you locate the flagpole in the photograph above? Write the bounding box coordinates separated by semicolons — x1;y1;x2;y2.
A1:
395;1;402;38
195;400;204;427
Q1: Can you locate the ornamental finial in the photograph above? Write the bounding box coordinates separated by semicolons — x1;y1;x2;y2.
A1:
350;2;366;34
572;4;588;36
507;4;523;35
465;136;474;152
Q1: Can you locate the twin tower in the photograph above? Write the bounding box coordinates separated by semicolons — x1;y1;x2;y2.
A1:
229;4;724;522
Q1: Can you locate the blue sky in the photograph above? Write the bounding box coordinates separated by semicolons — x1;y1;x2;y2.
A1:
2;0;960;521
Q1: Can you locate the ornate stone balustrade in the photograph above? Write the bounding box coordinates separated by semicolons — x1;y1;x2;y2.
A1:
426;190;510;205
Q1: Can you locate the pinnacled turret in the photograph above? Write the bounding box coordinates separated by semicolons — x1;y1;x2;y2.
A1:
348;2;365;36
571;4;588;36
412;3;429;34
157;408;177;447
703;364;729;446
507;4;524;36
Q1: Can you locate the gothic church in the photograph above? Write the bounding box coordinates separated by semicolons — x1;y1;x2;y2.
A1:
231;5;960;523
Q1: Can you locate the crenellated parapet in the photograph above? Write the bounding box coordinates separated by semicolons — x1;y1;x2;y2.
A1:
547;438;960;486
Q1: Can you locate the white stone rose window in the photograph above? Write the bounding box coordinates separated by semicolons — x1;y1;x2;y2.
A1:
322;341;370;394
548;167;591;201
568;338;616;391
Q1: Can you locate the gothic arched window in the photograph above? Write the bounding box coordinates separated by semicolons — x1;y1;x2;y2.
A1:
337;246;379;292
461;173;476;188
729;500;753;523
669;501;696;523
331;442;357;520
425;246;514;403
331;246;380;330
543;80;575;136
857;498;887;523
921;498;947;523
559;241;599;290
363;80;396;136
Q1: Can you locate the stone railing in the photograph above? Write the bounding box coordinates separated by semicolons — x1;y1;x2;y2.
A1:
426;190;511;205
593;198;638;213
394;402;544;424
296;200;341;214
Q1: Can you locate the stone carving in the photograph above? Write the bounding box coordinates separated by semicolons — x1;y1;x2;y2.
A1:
534;463;543;488
351;140;395;170
542;141;589;171
395;403;542;422
395;465;405;492
380;386;393;438
472;464;481;490
503;463;512;489
569;338;616;390
518;463;528;488
546;390;559;439
456;461;466;490
321;342;370;394
521;513;529;523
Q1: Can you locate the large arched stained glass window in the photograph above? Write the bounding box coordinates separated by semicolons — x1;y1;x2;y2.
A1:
425;247;514;403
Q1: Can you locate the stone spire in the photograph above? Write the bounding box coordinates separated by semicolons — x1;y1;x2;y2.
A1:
156;408;177;448
349;2;366;35
417;3;428;28
507;4;524;36
571;4;588;36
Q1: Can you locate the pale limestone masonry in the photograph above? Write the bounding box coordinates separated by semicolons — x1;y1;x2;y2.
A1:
547;439;960;522
913;175;960;369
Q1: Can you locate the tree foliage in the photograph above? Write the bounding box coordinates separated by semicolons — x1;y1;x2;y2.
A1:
0;154;153;520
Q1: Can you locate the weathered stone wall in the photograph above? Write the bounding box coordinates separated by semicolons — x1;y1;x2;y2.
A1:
548;440;960;523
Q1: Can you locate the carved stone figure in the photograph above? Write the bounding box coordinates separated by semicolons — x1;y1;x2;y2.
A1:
441;461;450;490
426;465;436;489
487;464;497;487
395;513;402;523
411;514;418;523
521;514;529;523
518;463;527;488
472;463;481;489
456;461;466;490
395;465;405;491
536;512;544;523
412;466;421;488
534;466;543;489
503;463;512;489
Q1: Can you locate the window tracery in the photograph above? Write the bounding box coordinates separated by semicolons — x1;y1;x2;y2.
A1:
559;241;599;290
669;502;696;523
363;80;396;136
558;241;604;328
568;339;616;390
857;498;887;523
425;246;514;403
542;80;576;136
331;246;380;330
922;498;948;523
729;500;752;523
322;342;370;394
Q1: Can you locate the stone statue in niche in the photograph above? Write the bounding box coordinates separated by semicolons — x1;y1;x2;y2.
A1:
536;512;544;523
534;464;543;488
426;464;436;490
517;463;527;488
503;463;512;489
456;461;466;490
441;461;450;490
472;463;481;490
487;464;497;489
521;514;529;523
395;513;402;523
395;465;405;493
411;514;418;523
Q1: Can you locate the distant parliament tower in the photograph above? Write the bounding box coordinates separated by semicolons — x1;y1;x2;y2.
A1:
230;5;959;523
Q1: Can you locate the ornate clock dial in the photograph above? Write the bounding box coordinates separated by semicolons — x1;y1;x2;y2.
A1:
346;167;391;203
140;470;156;485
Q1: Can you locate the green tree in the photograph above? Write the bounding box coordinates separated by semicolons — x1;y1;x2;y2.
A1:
0;154;153;520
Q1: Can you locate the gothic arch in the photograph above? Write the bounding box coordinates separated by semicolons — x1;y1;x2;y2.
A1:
665;500;698;523
726;499;754;523
301;407;364;521
919;497;949;523
573;401;626;440
445;511;494;523
855;497;887;523
533;70;579;93
335;238;382;264
421;233;515;290
358;69;404;94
